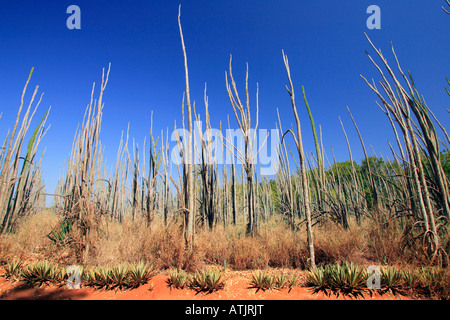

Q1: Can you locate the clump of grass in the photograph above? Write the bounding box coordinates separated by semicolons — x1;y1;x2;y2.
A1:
414;266;449;299
249;270;274;292
166;268;188;289
188;269;225;294
402;269;418;290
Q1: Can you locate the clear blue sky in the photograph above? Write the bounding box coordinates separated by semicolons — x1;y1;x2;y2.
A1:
0;1;449;206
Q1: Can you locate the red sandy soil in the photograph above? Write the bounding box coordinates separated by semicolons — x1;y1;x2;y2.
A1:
0;269;412;301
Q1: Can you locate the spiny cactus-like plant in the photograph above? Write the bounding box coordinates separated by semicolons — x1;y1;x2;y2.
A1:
305;266;332;296
3;259;23;281
188;269;225;294
84;267;111;289
380;266;406;296
287;274;299;293
249;270;274;292
335;262;368;299
107;264;129;290
402;269;418;290
126;261;154;289
166;268;188;289
0;68;49;235
306;263;369;299
274;272;287;290
20;260;60;287
84;263;154;291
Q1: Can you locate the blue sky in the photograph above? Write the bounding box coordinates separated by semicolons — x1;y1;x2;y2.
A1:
0;1;449;205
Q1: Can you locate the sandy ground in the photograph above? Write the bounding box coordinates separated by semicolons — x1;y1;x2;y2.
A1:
0;269;412;300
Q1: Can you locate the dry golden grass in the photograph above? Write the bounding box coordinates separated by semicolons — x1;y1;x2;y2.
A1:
92;215;153;266
1;209;443;272
313;219;368;266
0;209;60;263
362;217;407;266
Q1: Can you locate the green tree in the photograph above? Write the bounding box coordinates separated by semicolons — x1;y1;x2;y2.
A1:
441;149;450;180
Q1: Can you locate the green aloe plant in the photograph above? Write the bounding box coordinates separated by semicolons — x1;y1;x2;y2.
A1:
287;274;299;293
85;267;110;289
166;268;188;289
126;261;154;288
274;272;287;290
415;266;448;298
20;260;60;287
207;269;225;292
3;259;23;280
47;219;73;245
306;266;332;296
249;270;274;293
380;266;406;296
402;269;418;292
306;263;369;299
335;262;368;299
107;264;129;290
65;265;84;288
188;269;225;294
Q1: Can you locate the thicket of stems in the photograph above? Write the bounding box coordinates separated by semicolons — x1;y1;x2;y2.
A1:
2;17;449;270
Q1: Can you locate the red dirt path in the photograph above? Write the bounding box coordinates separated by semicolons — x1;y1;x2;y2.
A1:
0;270;412;300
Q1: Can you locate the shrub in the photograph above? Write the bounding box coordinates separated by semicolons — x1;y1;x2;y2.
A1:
414;266;450;299
314;221;366;265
